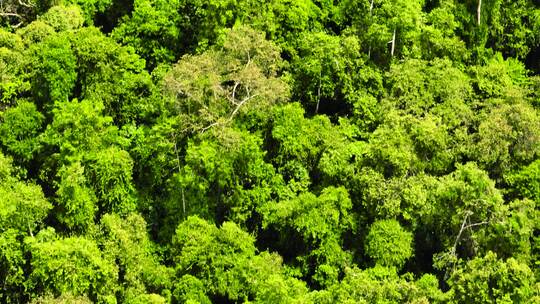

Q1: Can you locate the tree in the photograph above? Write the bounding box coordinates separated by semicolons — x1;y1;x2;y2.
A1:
0;28;27;104
311;265;448;303
0;153;51;236
342;0;425;64
70;27;155;124
365;219;413;269
99;213;173;302
37;5;84;32
472;102;540;177
26;32;77;108
0;100;44;162
25;230;118;303
449;251;537;303
172;216;310;302
169;129;282;227
290;32;383;120
85;147;137;215
260;187;356;287
431;163;505;272
30;293;93;304
164;25;288;134
53;163;96;233
453;0;540;59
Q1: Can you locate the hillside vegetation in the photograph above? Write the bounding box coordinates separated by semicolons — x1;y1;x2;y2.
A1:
1;0;540;303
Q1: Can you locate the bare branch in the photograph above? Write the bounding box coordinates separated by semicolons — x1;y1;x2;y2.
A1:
200;93;260;133
231;81;240;105
0;12;22;18
18;0;33;8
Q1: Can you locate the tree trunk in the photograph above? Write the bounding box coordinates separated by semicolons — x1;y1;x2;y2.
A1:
477;0;482;25
390;28;396;57
315;70;321;114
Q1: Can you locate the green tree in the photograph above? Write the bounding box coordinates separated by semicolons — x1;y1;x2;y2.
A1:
172;216;310;302
164;25;288;134
54;162;97;232
260;187;356;287
365;219;413;269
0;101;44;162
26;33;77;108
25;230;118;303
99;213;173;302
449;251;537;303
70;27;155;124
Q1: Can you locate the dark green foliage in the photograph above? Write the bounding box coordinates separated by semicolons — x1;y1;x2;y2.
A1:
26;34;77;106
1;1;540;303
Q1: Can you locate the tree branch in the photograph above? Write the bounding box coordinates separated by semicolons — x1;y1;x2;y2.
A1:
18;0;34;7
200;93;259;133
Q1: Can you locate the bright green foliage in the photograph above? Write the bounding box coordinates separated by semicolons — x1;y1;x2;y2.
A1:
111;0;181;66
473;102;540;176
487;199;537;262
0;229;26;303
454;0;540;59
38;5;85;32
2;1;540;302
506;160;540;203
354;169;439;222
291;32;383;119
0;101;43;161
420;1;468;61
173;217;256;300
247;0;327;52
127;293;167;304
99;213;173;302
365;219;413;269
41;98;136;218
70;27;155;124
386;58;472;116
172;275;211;304
311;265;448;303
0;29;26;104
172;216;310;302
449;251;537;303
61;0;114;25
42;99;118;156
26;231;118;303
470;54;530;101
54;162;97;231
16;21;55;45
261;187;355;286
271;103;346;174
0;154;51;236
30;293;93;304
343;0;425;63
434;163;504;251
175;0;240;52
172;129;281;225
86;147;137;215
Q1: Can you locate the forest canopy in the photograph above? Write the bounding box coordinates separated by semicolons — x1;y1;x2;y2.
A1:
1;0;540;303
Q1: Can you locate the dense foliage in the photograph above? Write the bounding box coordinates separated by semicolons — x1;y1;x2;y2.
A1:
1;0;540;303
